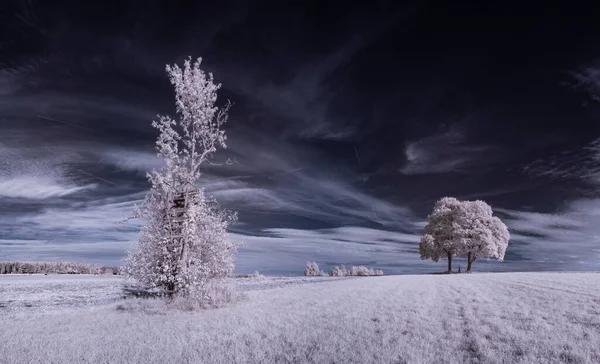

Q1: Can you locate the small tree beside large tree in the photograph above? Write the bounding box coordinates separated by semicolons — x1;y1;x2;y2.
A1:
121;57;237;304
419;197;509;273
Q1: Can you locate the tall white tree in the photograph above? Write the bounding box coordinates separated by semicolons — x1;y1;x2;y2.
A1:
121;57;237;303
419;197;465;273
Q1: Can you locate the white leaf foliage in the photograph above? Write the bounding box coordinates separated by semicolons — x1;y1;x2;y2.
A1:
121;57;238;303
419;197;465;262
419;197;510;271
348;265;380;276
330;264;383;276
304;261;321;276
331;265;347;277
459;200;510;263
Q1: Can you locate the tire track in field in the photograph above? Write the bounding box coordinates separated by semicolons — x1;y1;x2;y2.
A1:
433;276;487;364
496;274;600;295
455;273;600;363
496;279;600;300
458;303;484;364
445;274;549;364
452;277;492;364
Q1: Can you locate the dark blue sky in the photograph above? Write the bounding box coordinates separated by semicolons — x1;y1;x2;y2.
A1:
2;0;600;274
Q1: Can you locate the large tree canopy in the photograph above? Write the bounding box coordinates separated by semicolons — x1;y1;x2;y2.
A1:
419;197;509;273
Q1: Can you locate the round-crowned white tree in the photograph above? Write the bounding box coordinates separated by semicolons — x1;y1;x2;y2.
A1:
419;197;465;273
458;200;510;273
121;57;237;304
419;197;510;273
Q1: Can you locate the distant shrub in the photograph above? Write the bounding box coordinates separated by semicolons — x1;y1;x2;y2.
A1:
349;266;369;276
331;264;348;277
305;262;383;277
304;261;321;276
330;264;383;276
347;266;384;276
251;270;264;279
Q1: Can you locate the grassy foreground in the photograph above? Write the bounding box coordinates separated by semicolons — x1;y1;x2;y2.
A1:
1;272;599;364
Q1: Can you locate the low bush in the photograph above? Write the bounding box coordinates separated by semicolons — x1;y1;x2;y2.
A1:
330;264;384;277
119;282;244;311
331;264;348;277
304;261;321;276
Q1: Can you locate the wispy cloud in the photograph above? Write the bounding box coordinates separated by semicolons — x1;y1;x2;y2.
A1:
214;45;360;140
233;226;426;274
523;137;600;188
0;143;98;200
400;126;492;175
0;193;143;264
202;150;416;228
0;176;97;199
0;239;134;264
0;109;420;270
16;199;141;234
98;149;163;174
571;62;600;101
496;201;600;271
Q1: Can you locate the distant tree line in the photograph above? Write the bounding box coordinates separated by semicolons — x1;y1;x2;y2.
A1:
0;261;120;275
304;262;384;277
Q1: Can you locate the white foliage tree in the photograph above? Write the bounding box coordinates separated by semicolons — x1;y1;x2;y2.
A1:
348;266;378;276
419;197;510;273
330;264;383;276
331;264;347;277
459;200;510;273
121;57;237;303
419;197;465;273
304;261;321;276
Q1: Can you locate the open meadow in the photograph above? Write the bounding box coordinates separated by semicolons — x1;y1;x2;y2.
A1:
1;272;599;364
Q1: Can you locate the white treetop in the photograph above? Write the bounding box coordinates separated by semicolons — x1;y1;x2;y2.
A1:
121;57;237;302
419;197;509;273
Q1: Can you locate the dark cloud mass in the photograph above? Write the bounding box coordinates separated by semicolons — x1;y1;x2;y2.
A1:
1;0;600;274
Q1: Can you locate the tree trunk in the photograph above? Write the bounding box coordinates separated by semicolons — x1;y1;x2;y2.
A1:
166;281;175;296
447;252;452;273
467;252;476;273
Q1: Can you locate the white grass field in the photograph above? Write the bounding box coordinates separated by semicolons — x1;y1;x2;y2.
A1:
1;272;599;364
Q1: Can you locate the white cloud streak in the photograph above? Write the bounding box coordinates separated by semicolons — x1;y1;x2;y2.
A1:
523;137;600;185
0;143;98;200
0;176;97;199
99;149;164;174
496;200;600;270
232;226;426;274
400;126;491;175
